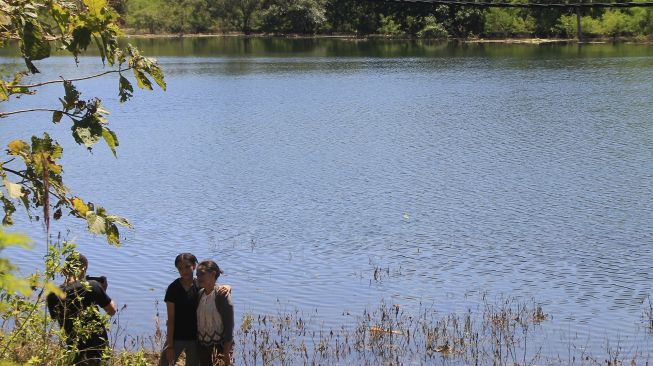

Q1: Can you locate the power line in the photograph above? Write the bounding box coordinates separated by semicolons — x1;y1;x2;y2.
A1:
393;0;653;8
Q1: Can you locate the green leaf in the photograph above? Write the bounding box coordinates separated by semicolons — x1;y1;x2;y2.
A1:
52;111;63;123
72;198;90;216
0;81;8;101
7;140;29;155
22;19;51;62
3;179;23;199
24;59;39;74
72;114;103;149
45;282;65;299
62;81;81;111
101;128;118;157
95;35;106;63
86;211;106;235
31;133;56;154
50;3;70;34
148;64;167;91
106;223;119;246
118;76;133;103
73;125;101;148
84;0;109;16
133;69;153;90
0;227;31;249
66;27;92;60
106;215;133;228
103;33;116;67
1;195;15;226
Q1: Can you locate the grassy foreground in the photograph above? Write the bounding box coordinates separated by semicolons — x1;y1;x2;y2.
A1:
3;295;651;365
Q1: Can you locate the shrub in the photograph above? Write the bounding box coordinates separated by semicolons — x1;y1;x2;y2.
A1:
377;14;404;36
484;8;536;37
417;16;449;39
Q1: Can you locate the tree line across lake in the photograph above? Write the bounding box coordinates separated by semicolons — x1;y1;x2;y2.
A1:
119;0;653;39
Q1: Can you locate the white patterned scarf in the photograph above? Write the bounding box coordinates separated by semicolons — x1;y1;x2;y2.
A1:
197;288;224;346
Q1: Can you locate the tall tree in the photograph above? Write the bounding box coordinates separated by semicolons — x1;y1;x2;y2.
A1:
261;0;327;34
213;0;263;34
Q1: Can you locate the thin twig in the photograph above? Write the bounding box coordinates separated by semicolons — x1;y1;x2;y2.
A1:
14;67;132;88
0;108;76;118
1;166;26;178
2;167;68;204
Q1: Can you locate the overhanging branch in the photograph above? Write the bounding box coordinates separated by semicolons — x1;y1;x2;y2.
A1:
14;67;133;89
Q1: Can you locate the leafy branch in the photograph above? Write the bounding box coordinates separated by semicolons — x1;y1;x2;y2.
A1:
0;0;166;246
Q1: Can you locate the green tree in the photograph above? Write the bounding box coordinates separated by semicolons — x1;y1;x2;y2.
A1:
0;0;165;246
417;15;449;39
261;0;326;34
126;0;170;33
377;14;404;36
600;9;635;37
432;5;484;38
324;0;380;34
0;0;165;363
212;0;263;34
484;8;536;37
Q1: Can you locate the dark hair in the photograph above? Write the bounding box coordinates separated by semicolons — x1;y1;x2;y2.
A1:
174;253;198;267
197;260;223;280
62;252;88;277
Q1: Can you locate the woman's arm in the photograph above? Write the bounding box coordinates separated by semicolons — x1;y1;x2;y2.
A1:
164;301;176;363
222;340;233;365
216;293;234;366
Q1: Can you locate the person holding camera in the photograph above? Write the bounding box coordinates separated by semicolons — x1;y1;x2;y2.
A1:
46;252;117;366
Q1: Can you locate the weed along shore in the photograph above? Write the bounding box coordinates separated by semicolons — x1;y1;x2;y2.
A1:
229;297;653;365
102;296;652;365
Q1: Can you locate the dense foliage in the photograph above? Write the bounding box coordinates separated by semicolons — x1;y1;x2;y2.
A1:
0;0;164;364
1;0;165;246
124;0;653;38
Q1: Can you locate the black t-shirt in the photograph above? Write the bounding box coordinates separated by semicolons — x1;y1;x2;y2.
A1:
164;278;199;340
46;280;112;349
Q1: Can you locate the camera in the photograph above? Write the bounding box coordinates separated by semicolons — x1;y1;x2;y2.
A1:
85;275;108;290
86;275;106;283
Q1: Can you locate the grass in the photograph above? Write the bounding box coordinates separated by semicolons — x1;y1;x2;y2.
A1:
229;295;653;366
1;294;652;365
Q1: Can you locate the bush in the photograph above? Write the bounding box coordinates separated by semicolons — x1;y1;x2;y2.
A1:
556;14;604;37
377;14;404;36
417;16;448;39
601;9;636;37
260;0;327;34
484;8;536;37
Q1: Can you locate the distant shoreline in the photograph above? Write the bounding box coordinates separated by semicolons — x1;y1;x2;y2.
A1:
120;32;653;44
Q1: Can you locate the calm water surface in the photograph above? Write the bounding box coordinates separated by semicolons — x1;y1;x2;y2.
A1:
1;38;653;359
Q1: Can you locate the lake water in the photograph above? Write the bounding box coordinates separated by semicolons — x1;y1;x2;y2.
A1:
1;38;653;361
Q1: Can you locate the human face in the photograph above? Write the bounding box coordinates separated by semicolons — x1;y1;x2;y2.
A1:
176;260;196;280
196;267;217;290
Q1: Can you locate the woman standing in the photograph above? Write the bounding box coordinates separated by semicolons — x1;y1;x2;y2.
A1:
196;260;234;366
160;253;230;366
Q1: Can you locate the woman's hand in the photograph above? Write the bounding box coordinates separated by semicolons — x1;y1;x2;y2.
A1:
218;284;232;295
165;346;175;365
221;341;233;365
